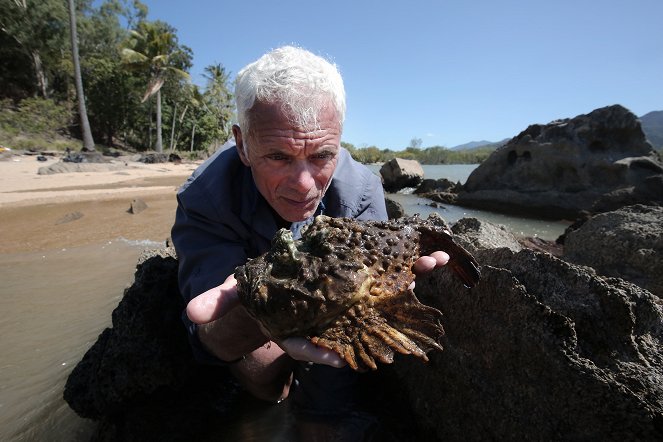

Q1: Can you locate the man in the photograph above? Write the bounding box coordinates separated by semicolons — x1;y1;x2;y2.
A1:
172;46;449;416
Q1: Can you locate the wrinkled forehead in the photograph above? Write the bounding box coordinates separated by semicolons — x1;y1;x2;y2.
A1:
247;97;342;134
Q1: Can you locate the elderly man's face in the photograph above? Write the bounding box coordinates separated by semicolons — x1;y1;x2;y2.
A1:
234;101;341;222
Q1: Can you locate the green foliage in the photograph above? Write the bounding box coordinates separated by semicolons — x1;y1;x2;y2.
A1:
344;143;495;165
0;97;71;134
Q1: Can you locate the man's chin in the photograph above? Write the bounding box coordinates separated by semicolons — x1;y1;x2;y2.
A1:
277;201;319;223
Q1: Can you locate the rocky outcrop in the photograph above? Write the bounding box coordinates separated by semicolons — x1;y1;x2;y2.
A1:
379;158;424;192
63;248;240;440
65;216;663;440
563;204;663;299
456;105;663;218
402;245;663;441
450;217;523;253
415;178;463;205
384;197;405;219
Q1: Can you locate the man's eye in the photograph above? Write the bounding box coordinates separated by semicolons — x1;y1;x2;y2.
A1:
313;152;334;161
267;154;289;161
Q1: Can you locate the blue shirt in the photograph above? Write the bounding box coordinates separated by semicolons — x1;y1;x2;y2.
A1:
171;146;388;364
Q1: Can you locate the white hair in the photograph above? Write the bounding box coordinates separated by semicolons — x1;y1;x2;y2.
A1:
235;46;346;142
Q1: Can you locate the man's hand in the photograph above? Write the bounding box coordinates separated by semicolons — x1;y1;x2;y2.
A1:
413;250;450;274
279;337;347;368
186;274;345;368
186;274;241;324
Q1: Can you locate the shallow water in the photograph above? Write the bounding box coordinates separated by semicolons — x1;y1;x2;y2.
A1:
370;164;570;240
0;163;569;440
0;239;161;441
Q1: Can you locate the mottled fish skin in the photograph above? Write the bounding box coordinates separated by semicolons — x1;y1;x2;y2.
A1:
235;214;480;371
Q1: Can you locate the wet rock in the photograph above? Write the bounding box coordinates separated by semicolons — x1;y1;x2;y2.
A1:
55;211;84;225
380;158;424;192
450;217;523;253
403;246;663;441
563;204;663;299
64;218;663;440
384;197;405;219
63;248;240;439
414;178;459;194
457;105;663;218
128;199;148;215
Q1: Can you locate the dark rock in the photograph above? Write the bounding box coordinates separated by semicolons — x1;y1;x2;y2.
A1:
65;220;663;440
556;210;591;245
384;197;405;219
63;248;240;439
139;153;169;164
168;153;182;164
63;151;108;163
37;155;48;162
425;191;458;205
55;211;84;225
403;246;663;441
563;204;663;299
457;105;663;218
414;178;458;194
451;217;523;253
128;199;148;215
518;236;563;257
379;158;424;192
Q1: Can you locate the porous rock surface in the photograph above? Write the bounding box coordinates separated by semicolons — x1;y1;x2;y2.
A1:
403;245;663;440
563;204;663;299
64;217;663;440
457;105;663;218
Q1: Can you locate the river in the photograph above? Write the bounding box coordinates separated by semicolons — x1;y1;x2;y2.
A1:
0;164;569;440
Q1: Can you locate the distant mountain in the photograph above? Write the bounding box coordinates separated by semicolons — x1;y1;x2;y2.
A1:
450;138;509;151
640;111;663;149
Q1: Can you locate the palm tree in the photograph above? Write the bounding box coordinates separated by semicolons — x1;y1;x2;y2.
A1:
202;63;234;144
121;21;189;152
67;0;95;151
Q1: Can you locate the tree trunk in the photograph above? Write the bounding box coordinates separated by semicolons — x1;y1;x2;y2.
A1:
169;102;177;152
190;122;196;152
155;89;163;153
148;100;152;149
31;51;48;98
67;0;95;151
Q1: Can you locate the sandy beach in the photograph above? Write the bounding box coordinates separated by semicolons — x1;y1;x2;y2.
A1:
0;153;201;254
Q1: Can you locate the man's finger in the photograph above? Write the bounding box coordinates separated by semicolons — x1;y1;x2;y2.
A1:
413;251;450;275
279;337;347;368
186;275;239;324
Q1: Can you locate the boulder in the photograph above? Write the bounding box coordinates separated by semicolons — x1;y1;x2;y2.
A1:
450;217;523;253
563;204;663;299
64;219;663;440
402;246;663;440
128;199;148;215
139;153;169;164
384;197;405;219
379;158;424;192
414;178;459;195
38;161;127;175
63;248;240;440
456;105;663;218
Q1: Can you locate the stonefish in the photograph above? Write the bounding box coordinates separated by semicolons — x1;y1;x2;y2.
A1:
235;214;480;371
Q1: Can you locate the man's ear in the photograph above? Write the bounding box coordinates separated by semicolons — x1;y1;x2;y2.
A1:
233;124;250;166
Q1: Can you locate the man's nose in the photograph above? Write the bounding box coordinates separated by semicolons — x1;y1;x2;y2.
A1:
290;160;315;190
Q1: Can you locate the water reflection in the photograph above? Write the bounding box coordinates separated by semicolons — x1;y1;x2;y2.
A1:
0;240;160;441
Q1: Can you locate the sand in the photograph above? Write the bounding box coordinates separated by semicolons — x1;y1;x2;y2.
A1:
0;154;201;253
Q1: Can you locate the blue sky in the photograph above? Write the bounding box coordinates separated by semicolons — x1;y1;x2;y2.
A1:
139;0;662;150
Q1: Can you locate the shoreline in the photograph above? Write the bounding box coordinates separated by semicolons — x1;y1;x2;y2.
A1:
0;154;199;254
